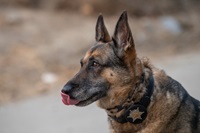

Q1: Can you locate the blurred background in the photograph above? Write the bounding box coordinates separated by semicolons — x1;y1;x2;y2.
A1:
0;0;200;133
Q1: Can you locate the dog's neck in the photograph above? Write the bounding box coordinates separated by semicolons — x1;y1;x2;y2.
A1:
106;73;154;124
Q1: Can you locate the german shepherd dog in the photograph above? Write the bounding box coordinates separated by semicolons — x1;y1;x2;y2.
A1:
61;11;200;133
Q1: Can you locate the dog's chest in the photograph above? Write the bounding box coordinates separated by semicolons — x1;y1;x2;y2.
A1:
109;119;145;133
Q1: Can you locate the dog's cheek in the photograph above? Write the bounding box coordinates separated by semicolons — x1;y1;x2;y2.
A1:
101;68;131;87
100;68;119;85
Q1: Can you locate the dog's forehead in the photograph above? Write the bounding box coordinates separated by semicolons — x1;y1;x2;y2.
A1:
83;43;112;62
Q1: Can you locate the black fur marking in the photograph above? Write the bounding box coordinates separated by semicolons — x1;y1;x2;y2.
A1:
191;98;200;132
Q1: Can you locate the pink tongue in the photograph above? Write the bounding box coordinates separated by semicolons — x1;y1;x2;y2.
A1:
61;92;80;105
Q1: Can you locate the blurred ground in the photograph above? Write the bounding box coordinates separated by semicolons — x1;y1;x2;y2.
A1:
0;0;200;105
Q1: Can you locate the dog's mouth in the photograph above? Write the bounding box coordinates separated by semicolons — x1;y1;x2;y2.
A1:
61;92;80;105
61;92;105;107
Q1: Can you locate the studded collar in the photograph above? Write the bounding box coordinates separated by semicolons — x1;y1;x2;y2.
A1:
107;74;154;124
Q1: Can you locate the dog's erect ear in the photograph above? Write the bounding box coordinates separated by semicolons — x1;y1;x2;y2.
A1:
95;14;111;42
113;11;136;58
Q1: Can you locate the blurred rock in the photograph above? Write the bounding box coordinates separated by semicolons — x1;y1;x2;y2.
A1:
80;3;94;16
4;11;23;25
160;16;182;35
41;72;57;84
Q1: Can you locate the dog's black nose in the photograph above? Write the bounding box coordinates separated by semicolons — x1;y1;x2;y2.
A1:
61;82;78;94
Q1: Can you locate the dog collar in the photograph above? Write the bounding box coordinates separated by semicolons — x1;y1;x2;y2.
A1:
107;74;154;124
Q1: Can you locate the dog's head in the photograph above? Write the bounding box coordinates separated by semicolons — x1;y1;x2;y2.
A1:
61;11;143;108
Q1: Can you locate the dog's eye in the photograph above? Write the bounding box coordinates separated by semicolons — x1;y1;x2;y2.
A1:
91;61;99;67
